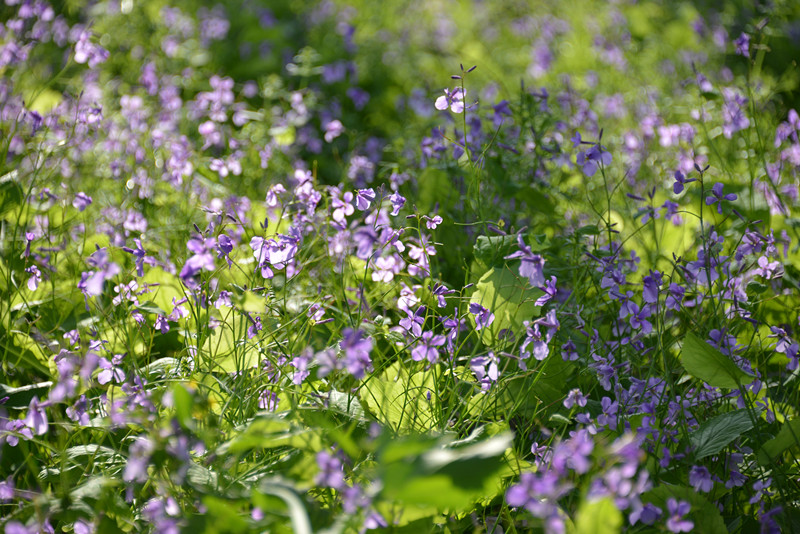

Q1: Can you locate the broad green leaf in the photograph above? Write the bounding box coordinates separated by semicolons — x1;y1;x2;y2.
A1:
378;433;511;510
469;266;542;345
758;419;800;465
643;485;726;534
574;497;622;534
224;415;323;454
201;322;262;372
690;409;757;459
0;381;52;409
141;267;185;316
360;360;437;433
679;332;753;389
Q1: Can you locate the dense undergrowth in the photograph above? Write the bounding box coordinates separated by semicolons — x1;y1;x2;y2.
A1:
1;0;800;532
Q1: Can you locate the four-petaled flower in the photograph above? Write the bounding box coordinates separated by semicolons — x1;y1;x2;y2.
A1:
705;182;738;214
434;87;466;113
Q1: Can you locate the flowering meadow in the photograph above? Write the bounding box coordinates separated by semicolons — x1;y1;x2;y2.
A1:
2;0;800;532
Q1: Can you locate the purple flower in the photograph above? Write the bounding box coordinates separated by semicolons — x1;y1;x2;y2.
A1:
122;238;148;277
505;233;545;287
79;247;121;297
400;306;426;337
576;143;612;177
340;328;373;379
434;87;466;113
155;315;170;334
123;437;153;483
323;119;345;142
97;354;126;385
424;215;443;229
315;450;346;490
534;276;557;306
290;351;312;385
24;397;48;436
689;465;713;492
74;30;109;68
672;171;696;195
469;303;495;331
247;316;263;339
666;499;693;533
25;265;41;291
470;353;499;391
411;331;446;364
73;192;92;211
734;32;750;58
389;192;406;216
642;271;661;303
563;388;588;409
355;188;376;211
705;182;738;214
0;476;14;502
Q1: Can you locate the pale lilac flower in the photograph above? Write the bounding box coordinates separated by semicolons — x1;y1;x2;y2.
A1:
25;265;41;290
323;119;344;142
424;215;443;229
434;87;466;113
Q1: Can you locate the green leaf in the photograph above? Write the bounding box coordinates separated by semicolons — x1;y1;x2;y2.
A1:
223;415;323;454
574;497;622;534
360;360;437;433
378;433;511;510
256;478;312;534
643;485;727;534
172;382;194;429
469;266;542;345
758;419;800;465
417;168;456;213
199;496;249;534
679;332;753;389
690;409;758;459
473;235;518;267
0;381;52;409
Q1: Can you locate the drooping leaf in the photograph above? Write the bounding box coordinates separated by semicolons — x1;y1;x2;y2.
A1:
690;409;758;460
679;332;753;389
256;478;312;534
